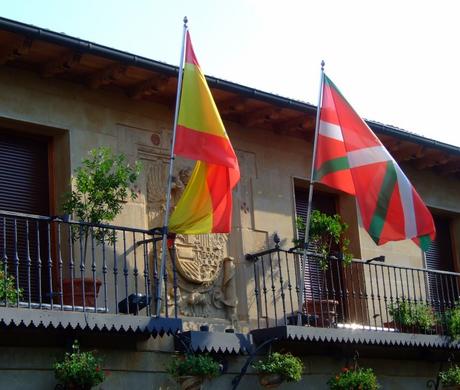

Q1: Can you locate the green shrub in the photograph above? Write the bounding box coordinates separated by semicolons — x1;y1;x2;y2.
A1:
328;366;380;390
295;210;353;270
54;340;105;388
0;270;22;304
252;352;304;383
439;365;460;386
167;354;220;379
388;301;436;332
444;304;460;340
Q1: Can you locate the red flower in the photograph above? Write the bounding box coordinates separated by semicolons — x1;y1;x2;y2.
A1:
341;367;349;373
95;366;100;372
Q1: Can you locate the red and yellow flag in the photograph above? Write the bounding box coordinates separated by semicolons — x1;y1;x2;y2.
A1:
169;32;240;234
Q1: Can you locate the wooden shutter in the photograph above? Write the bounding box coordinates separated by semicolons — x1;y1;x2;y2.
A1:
0;131;50;302
294;187;337;300
426;215;457;308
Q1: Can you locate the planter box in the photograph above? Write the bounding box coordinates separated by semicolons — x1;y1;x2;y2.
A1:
62;278;102;307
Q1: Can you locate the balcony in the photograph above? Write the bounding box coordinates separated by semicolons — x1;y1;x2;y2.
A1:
246;238;460;353
0;210;181;337
2;208;460;355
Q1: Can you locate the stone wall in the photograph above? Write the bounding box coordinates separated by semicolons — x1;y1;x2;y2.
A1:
0;337;440;390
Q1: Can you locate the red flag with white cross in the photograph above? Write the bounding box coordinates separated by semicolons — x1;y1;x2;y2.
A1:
314;75;435;250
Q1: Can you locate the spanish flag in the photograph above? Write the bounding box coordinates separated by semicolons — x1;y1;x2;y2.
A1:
169;32;240;234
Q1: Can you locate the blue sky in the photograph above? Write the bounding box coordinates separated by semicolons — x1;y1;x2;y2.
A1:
2;0;459;147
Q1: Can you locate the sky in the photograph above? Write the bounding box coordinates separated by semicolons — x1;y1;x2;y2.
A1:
2;0;459;147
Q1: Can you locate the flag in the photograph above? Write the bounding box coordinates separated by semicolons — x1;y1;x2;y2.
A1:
314;74;435;250
169;32;240;234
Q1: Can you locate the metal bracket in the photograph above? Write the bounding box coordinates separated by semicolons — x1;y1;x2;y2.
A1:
366;255;385;264
231;337;278;390
427;353;455;389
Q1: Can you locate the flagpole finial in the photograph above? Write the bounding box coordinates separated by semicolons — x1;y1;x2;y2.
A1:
321;60;325;70
183;16;188;26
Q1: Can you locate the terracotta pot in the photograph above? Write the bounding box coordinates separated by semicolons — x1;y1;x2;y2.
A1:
58;384;93;390
62;278;101;307
176;376;203;390
383;320;442;334
258;373;284;388
304;299;339;327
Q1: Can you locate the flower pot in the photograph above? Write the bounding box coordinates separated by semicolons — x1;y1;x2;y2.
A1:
176;376;204;390
62;278;101;307
443;386;460;390
258;373;284;388
56;384;92;390
304;299;339;327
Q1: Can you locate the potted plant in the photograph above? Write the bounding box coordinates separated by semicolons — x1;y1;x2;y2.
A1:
328;366;380;390
388;301;437;333
295;210;353;326
252;352;303;388
54;340;106;390
439;364;460;389
166;354;221;390
0;270;22;304
61;147;141;306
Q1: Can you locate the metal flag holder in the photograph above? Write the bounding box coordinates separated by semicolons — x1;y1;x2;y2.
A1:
155;16;188;317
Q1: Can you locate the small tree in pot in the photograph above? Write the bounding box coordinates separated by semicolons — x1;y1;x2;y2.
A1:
61;147;141;306
295;210;353;326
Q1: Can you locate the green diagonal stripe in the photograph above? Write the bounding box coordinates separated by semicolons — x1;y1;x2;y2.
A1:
314;157;350;181
418;234;432;252
368;161;397;244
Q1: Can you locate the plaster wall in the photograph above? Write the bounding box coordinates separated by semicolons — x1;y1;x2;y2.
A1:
0;66;459;327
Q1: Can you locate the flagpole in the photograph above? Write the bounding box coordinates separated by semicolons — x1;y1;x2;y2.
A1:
298;60;325;322
156;16;188;317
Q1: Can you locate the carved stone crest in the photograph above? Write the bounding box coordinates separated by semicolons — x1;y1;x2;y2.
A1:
174;234;227;285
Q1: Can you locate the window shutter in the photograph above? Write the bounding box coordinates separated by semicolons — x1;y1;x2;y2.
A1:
0;132;50;302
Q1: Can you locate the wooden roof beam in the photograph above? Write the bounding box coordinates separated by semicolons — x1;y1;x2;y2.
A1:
0;37;33;65
414;152;451;170
436;159;460;175
391;144;425;162
41;51;82;78
218;96;248;115
128;75;169;100
242;106;281;128
88;63;127;89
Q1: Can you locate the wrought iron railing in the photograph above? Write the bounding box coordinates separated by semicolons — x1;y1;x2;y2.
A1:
246;239;460;335
0;210;178;318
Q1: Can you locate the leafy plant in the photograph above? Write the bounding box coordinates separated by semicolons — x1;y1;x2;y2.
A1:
62;147;141;247
252;352;304;383
444;303;460;340
0;270;22;304
167;354;221;379
439;364;460;386
295;210;353;270
388;301;436;332
328;366;380;390
54;340;105;388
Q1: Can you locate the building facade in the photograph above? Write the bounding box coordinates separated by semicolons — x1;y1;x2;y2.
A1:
0;16;459;389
